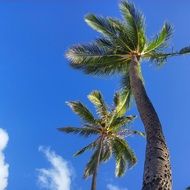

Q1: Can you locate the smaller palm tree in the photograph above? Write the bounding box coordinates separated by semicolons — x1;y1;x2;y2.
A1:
59;89;144;190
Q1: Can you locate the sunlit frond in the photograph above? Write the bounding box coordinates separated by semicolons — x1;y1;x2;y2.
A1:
119;0;146;52
67;101;96;124
88;90;108;117
114;89;131;116
85;14;136;52
107;18;137;51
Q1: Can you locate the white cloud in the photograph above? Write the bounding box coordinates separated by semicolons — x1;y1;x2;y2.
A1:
107;184;128;190
37;146;72;190
0;128;9;190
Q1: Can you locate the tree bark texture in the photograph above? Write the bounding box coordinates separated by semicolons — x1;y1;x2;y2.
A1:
129;55;172;190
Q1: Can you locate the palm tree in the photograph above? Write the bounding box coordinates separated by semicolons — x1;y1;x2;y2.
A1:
65;1;190;189
59;90;144;190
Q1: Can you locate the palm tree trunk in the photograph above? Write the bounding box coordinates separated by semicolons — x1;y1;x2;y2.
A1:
129;55;172;190
91;137;103;190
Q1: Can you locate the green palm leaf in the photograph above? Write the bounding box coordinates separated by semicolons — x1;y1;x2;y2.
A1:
85;14;137;52
121;74;132;98
74;138;100;157
95;38;113;49
85;14;118;38
111;115;136;131
67;101;96;124
84;146;101;178
112;134;139;176
66;43;129;75
148;45;190;66
106;18;137;51
112;139;127;177
58;126;100;137
144;23;173;54
113;136;137;168
114;89;131;116
88;90;108;117
66;43;116;65
119;0;146;52
115;155;127;177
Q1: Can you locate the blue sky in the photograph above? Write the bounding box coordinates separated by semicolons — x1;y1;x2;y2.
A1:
0;1;190;190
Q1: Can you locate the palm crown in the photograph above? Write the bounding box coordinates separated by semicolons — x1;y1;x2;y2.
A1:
59;89;144;179
66;0;190;81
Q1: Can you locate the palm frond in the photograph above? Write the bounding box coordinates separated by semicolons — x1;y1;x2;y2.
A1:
147;50;178;66
67;101;96;124
95;38;113;49
121;74;132;97
74;138;100;157
112;139;127;177
85;14;136;52
108;88;133;130
178;46;190;55
113;137;137;169
114;89;131;116
88;90;108;117
100;140;112;162
119;0;146;52
148;51;168;66
148;45;190;66
85;14;118;38
101;149;112;162
66;43;129;75
58;126;100;137
144;23;173;54
120;75;133;111
84;146;101;178
111;115;136;131
115;155;127;177
66;43;115;65
107;18;137;51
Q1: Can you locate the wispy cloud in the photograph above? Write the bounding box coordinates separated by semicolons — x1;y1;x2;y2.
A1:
0;128;9;190
107;184;128;190
37;146;73;190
